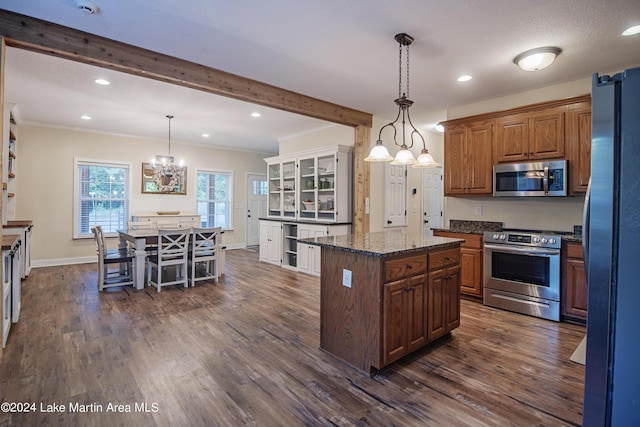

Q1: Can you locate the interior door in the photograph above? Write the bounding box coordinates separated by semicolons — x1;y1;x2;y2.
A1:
422;168;443;235
247;173;267;247
384;163;407;227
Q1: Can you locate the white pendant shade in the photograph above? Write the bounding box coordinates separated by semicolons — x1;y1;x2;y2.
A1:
390;148;416;165
364;140;394;162
412;150;440;168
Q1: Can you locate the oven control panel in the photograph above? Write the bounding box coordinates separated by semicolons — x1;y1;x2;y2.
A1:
484;231;561;248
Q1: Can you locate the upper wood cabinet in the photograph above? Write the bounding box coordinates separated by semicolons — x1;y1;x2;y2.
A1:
495;105;567;163
444;120;493;196
567;101;592;194
442;95;591;198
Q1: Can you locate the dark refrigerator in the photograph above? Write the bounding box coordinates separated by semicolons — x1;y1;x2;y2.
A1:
583;66;640;425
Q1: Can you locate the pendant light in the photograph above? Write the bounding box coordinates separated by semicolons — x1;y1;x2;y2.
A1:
151;115;186;192
365;33;440;169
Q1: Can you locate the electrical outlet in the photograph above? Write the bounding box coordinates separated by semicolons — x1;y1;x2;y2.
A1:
342;269;352;288
475;206;483;216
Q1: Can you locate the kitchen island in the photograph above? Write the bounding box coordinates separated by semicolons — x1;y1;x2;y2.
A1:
304;230;463;374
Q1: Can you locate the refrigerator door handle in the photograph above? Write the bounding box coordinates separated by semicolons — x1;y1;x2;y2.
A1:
582;177;591;278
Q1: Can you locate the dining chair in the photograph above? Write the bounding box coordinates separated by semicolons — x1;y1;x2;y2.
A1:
188;227;222;287
147;228;190;292
91;226;135;291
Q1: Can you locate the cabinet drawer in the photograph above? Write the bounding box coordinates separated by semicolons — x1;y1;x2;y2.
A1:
429;248;460;271
433;231;482;249
566;243;584;259
384;255;427;282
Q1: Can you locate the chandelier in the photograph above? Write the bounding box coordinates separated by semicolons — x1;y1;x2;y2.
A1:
365;33;440;168
152;115;185;192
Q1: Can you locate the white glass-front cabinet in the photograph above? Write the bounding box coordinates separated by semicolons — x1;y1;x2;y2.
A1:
264;145;352;222
268;160;297;218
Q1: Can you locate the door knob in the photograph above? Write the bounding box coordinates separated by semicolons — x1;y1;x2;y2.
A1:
387;220;392;225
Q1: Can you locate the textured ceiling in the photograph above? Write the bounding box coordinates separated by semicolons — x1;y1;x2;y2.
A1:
2;0;640;154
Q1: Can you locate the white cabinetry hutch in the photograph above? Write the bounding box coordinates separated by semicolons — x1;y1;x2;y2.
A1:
260;145;352;276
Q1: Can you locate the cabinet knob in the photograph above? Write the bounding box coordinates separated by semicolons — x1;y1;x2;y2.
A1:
406;264;413;269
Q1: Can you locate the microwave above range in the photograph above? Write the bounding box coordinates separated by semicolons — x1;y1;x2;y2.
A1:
493;160;568;197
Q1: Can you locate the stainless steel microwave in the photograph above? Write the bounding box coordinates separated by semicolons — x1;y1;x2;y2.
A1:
493;160;568;197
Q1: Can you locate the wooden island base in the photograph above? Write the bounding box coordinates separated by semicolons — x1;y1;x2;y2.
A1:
307;231;463;374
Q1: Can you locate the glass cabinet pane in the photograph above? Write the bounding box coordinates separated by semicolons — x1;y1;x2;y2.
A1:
268;163;281;216
298;157;317;220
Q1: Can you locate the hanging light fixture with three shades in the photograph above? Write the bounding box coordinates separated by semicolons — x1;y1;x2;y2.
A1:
365;33;440;168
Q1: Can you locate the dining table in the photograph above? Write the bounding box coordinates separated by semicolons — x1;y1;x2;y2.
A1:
117;228;159;290
116;228;226;290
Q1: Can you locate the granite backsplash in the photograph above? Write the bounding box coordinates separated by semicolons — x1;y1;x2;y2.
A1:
446;220;504;233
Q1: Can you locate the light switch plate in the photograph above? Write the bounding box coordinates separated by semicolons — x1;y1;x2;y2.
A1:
342;269;352;288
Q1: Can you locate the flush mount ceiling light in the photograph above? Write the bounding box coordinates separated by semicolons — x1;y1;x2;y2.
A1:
513;46;562;71
457;75;472;82
622;25;640;36
365;33;440;169
94;78;110;85
151;115;186;193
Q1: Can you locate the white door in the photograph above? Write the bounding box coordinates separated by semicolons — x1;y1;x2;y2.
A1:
247;173;267;246
384;163;407;227
422;168;444;236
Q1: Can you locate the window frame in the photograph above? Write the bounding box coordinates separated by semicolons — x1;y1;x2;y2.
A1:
73;158;132;239
195;168;234;231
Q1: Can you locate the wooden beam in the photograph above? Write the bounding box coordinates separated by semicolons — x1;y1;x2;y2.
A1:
0;10;372;129
353;125;370;234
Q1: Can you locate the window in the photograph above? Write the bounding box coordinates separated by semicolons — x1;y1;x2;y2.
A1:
74;159;130;238
252;179;268;195
197;170;233;229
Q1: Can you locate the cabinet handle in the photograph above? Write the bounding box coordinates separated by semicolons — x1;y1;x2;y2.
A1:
406;264;413;269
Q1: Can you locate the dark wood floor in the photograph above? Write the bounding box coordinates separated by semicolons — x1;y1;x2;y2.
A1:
0;249;585;426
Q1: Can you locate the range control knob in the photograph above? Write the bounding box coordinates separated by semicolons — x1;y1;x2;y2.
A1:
532;236;541;243
499;234;506;240
548;238;557;244
541;238;548;243
492;234;500;239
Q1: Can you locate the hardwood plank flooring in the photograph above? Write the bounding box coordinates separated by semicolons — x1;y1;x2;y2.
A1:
0;249;585;426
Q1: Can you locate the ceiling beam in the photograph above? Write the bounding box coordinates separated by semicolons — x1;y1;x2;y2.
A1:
0;10;372;128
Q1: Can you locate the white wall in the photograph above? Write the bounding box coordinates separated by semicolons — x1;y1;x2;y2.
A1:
15;124;269;265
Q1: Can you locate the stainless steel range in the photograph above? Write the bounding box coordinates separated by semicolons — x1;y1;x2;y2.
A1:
483;230;561;321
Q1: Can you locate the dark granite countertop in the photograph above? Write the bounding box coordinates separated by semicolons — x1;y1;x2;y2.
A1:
302;229;463;257
432;219;503;235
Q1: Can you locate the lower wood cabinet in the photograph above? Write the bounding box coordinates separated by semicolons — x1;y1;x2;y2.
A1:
319;244;462;373
433;231;483;298
562;241;588;323
383;274;427;366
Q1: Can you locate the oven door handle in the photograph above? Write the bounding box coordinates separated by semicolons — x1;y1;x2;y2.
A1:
484;243;560;256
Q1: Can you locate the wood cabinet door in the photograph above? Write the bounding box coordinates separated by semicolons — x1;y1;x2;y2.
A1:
467;121;494;194
495;113;528;163
427;269;446;342
460;248;482;297
444;265;461;332
567;101;592;194
564;258;588;321
444;125;467;195
407;274;428;352
528;106;566;160
383;279;408;365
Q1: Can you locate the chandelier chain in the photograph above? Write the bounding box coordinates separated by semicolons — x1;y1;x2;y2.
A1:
406;42;410;99
398;42;402;98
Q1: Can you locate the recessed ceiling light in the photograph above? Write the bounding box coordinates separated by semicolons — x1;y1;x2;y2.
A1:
622;25;640;36
435;123;445;133
94;78;110;85
201;133;210;138
80;115;92;120
457;75;472;82
251;112;261;118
